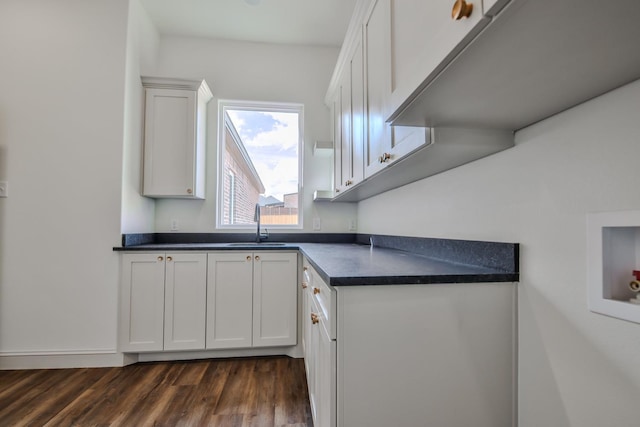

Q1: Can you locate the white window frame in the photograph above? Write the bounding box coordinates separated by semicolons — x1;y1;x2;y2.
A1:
216;99;304;230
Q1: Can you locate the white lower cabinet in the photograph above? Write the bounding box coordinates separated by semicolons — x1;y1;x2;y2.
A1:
302;262;337;427
302;258;516;427
206;251;298;349
120;252;207;352
120;251;297;353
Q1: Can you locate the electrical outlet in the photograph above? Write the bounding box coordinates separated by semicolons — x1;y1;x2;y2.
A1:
348;218;357;231
170;219;179;231
0;181;7;198
313;217;321;231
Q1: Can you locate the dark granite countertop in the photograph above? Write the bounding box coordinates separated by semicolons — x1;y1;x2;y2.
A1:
297;243;518;286
115;233;519;287
114;242;301;251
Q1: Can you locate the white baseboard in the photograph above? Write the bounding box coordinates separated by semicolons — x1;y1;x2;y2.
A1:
0;345;303;370
0;350;134;370
138;345;303;363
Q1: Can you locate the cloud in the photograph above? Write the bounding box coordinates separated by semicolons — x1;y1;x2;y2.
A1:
226;109;300;200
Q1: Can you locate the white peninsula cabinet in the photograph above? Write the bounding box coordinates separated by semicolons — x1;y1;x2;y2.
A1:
119;253;207;352
302;258;516;427
141;77;212;199
207;252;298;349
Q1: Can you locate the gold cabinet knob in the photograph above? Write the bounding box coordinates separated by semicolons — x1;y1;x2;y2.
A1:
301;282;308;289
310;313;319;325
451;0;473;20
303;266;308;271
166;256;173;261
255;255;260;261
157;256;164;261
378;152;391;163
186;188;193;194
246;255;251;261
313;287;320;295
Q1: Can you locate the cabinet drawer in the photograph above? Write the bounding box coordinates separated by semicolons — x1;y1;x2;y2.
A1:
305;262;336;340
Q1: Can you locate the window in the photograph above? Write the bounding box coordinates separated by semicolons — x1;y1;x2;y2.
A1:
217;100;303;229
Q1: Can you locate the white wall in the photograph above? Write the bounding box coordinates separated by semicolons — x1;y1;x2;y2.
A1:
358;80;640;426
0;0;129;366
151;36;357;233
121;0;159;233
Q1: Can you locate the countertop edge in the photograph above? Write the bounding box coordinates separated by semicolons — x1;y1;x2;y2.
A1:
115;234;520;286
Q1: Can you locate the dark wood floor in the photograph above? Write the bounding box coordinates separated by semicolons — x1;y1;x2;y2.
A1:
0;356;313;427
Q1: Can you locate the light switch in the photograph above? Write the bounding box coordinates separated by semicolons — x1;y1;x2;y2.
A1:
313;217;321;231
0;181;7;198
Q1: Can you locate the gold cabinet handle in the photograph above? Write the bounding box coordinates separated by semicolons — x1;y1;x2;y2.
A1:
255;255;260;261
313;287;320;295
310;313;319;325
246;255;252;261
378;152;391;163
301;282;308;289
186;188;193;194
157;256;164;261
303;266;308;271
451;0;473;20
167;256;173;261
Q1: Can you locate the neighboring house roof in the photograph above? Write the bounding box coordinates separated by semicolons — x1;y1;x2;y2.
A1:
259;195;282;206
224;112;265;194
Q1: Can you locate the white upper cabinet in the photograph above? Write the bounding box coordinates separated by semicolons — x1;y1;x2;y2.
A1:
389;0;490;115
141;77;212;199
362;0;427;179
349;33;365;187
331;29;365;197
332;93;343;196
389;0;640;129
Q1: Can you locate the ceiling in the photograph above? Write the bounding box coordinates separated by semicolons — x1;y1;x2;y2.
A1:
139;0;359;47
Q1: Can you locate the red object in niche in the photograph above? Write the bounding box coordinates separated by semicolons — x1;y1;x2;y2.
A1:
633;270;640;280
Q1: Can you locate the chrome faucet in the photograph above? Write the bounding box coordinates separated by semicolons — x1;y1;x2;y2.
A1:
254;203;268;243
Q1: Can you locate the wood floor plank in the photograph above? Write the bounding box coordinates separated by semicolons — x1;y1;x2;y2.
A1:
0;356;312;427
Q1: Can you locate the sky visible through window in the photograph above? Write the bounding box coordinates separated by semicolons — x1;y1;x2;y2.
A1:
226;109;299;202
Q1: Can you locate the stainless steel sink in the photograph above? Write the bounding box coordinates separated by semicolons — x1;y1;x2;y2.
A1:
225;242;287;246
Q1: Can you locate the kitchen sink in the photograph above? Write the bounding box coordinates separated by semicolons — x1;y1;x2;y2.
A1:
225;242;287;246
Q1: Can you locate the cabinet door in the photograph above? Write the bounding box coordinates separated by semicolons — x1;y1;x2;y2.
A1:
316;318;337;427
143;88;198;198
301;267;312;358
163;253;207;351
206;252;254;349
332;94;343;196
350;31;365;186
339;68;352;192
363;0;392;178
389;0;487;112
120;253;165;352
304;287;318;422
363;0;427;179
252;252;298;347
